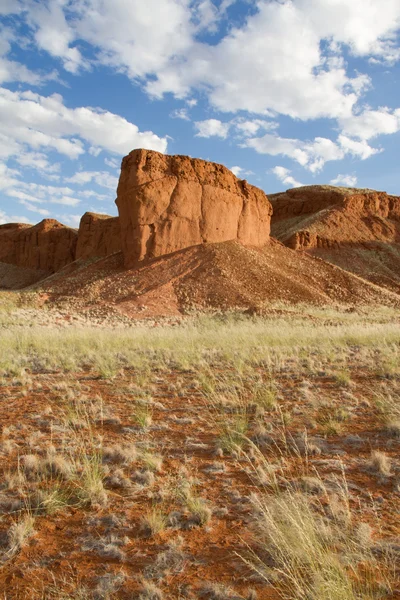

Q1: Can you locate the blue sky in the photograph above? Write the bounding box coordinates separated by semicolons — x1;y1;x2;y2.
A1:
0;0;400;227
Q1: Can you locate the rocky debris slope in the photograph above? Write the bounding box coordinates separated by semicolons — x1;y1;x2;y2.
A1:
38;240;400;319
270;185;400;294
0;219;78;274
116;149;272;267
270;185;400;249
0;261;48;289
76;212;121;260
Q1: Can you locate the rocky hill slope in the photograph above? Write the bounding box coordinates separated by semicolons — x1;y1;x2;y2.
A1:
38;240;400;318
270;186;400;293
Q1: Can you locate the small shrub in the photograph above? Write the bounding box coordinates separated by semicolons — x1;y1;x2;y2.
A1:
7;514;35;556
141;508;167;537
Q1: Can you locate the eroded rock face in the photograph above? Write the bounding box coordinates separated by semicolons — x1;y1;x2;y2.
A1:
270;185;400;249
0;219;78;273
0;223;31;265
76;213;121;260
116;149;272;266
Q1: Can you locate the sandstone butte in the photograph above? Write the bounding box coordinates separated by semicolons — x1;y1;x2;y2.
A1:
0;219;78;274
116;149;272;267
75;212;121;260
0;212;122;275
269;185;400;249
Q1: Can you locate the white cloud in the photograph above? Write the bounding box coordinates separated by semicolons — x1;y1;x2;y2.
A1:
76;190;109;201
299;0;400;62
57;214;81;227
0;163;84;214
0;209;7;225
337;134;380;160
4;1;400;127
244;132;378;172
73;0;193;82
340;107;400;140
0;209;32;225
27;0;84;74
271;166;303;188
170;108;191;121
66;170;118;190
230;166;254;178
0;162;21;190
195;117;279;140
0;0;24;15
234;119;277;137
0;26;59;86
0;87;168;164
19;200;51;216
145;1;371;120
54;196;80;207
14;151;61;175
5;187;80;207
330;174;358;187
194;119;230;139
104;157;120;169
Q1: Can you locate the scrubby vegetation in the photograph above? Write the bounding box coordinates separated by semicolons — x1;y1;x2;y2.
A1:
0;293;399;598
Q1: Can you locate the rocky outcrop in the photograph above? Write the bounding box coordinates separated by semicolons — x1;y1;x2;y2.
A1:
270;185;400;249
0;223;31;265
76;213;121;260
116;149;272;266
0;219;78;274
270;185;400;295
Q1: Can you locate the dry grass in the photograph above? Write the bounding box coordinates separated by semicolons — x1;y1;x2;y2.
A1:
0;300;400;598
245;471;393;600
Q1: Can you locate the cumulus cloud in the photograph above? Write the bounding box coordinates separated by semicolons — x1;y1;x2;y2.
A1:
19;200;51;216
14;152;61;176
74;0;193;82
229;166;255;179
3;1;400;123
244;132;378;172
299;0;400;62
0;209;32;225
170;108;191;121
194;117;278;140
194;119;230;139
27;0;84;74
104;157;120;169
66;170;118;190
145;1;373;120
340;107;400;140
337;134;380;160
57;214;81;227
0;87;167;164
0;0;24;15
234;118;277;137
0;162;83;213
271;166;303;188
330;174;358;187
0;209;7;225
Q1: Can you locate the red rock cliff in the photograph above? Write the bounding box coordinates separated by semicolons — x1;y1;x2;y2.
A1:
0;223;31;264
0;219;77;273
116;149;272;266
76;213;121;260
270;185;400;249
